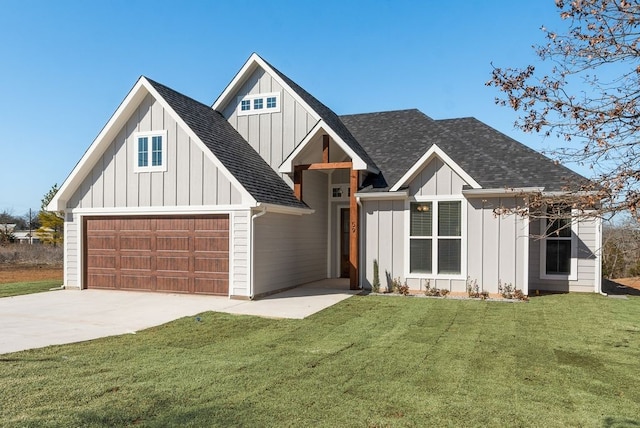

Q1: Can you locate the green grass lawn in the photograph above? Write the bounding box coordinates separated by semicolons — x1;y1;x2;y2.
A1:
0;280;62;298
1;294;639;427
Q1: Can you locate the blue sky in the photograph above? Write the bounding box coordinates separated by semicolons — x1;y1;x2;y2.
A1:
0;1;570;215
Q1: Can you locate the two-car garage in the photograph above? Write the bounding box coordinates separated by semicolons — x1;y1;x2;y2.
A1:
84;215;229;295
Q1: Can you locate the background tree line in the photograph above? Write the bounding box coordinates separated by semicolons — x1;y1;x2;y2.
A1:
0;184;63;246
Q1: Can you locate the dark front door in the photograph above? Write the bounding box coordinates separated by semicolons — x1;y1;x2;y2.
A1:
340;208;350;278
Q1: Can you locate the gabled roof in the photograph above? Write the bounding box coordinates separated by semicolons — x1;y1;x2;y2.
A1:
341;109;588;192
263;58;378;172
213;53;378;173
146;78;307;209
435;117;588;192
49;75;307;212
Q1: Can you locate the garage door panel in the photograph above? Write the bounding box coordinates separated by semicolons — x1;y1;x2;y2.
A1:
156;256;190;272
194;217;228;231
156;277;190;293
120;236;152;251
88;273;116;288
85;215;229;295
194;237;229;252
120;274;154;291
87;236;116;250
120;255;152;270
155;218;191;231
156;236;190;251
119;218;151;232
194;278;228;295
87;255;116;269
195;257;228;273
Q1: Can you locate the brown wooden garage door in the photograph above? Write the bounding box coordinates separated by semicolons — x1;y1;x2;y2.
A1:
84;215;229;295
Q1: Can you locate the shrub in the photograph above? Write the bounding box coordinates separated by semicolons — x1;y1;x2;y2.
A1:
498;280;528;301
372;259;380;293
423;279;450;297
391;277;410;296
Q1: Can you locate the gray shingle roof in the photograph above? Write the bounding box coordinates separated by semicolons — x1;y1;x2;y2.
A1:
146;77;307;209
435;117;588;191
263;59;379;171
340;109;588;192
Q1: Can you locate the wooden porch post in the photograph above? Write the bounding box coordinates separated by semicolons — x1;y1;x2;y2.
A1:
294;166;303;200
322;134;330;163
349;168;359;290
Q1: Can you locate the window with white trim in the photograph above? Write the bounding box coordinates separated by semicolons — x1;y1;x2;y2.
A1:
409;201;462;275
237;92;281;116
541;205;577;279
134;130;167;172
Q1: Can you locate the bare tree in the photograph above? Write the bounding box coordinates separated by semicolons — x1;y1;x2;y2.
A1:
487;0;640;220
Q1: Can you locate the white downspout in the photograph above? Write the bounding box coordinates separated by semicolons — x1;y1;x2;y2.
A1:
357;196;364;288
596;215;606;296
250;205;268;300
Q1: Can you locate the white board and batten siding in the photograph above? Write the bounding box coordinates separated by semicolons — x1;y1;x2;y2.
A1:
63;93;248;293
253;171;328;296
221;67;317;176
67;94;243;210
363;156;528;294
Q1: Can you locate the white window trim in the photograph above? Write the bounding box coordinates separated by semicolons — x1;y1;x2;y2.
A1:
404;196;467;280
237;92;281;116
539;208;578;281
133;130;167;173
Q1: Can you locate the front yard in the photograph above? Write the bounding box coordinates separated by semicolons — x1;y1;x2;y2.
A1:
1;293;638;427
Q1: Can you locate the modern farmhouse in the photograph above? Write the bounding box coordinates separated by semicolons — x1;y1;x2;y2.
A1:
48;53;602;298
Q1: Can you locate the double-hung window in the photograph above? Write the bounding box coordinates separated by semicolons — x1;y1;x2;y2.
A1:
541;205;577;279
409;200;462;276
134;130;167;172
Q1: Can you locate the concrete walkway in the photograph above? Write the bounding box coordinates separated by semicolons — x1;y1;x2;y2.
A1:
0;279;358;354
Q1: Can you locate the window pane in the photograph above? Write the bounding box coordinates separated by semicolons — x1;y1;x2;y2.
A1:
438;239;461;274
152;136;162;166
410;239;432;273
241;99;251;111
438;201;461;236
547;206;571;237
254;98;263;109
410;203;432;236
546;240;571;275
138;137;148;167
267;96;277;108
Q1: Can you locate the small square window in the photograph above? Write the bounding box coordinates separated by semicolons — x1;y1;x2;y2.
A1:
267;97;277;109
241;99;251;111
332;187;342;198
134;131;167;172
254;98;263;110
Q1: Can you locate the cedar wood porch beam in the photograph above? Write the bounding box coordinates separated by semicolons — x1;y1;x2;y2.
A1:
295;161;352;171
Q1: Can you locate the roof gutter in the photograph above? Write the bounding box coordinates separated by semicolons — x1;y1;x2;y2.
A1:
462;187;545;198
255;202;314;215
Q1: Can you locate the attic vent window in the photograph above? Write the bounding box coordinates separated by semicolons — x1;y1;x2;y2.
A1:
134;130;167;173
237;92;281;116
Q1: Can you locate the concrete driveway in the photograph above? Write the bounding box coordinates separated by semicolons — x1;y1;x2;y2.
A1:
0;280;358;354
